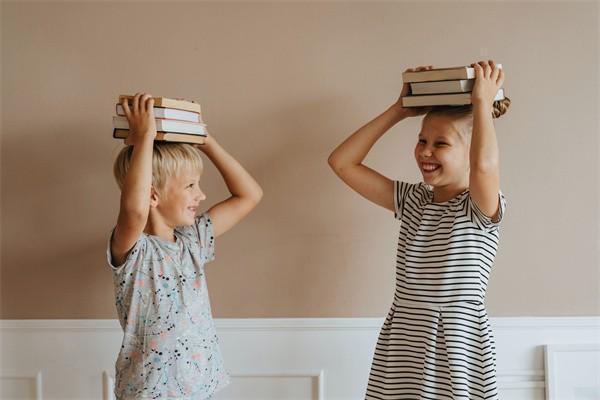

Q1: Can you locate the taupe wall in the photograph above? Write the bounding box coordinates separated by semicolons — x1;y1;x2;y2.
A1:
1;1;598;318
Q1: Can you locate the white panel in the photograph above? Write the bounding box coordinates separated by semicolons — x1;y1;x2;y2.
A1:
0;372;43;400
545;344;600;400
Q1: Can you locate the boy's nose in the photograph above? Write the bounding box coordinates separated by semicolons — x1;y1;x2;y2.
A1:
197;190;207;201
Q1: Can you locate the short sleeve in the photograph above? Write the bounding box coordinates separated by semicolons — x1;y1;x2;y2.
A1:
466;190;507;232
393;180;415;220
106;230;146;273
194;212;216;263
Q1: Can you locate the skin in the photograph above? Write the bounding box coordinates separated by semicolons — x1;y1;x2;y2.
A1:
328;60;504;219
111;92;263;266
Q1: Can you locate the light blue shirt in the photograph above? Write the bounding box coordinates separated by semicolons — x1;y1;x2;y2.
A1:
107;213;229;400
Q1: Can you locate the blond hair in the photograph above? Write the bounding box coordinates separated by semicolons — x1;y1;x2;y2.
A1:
424;97;512;136
113;143;204;193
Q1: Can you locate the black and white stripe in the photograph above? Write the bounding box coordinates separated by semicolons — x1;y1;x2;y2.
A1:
365;181;506;400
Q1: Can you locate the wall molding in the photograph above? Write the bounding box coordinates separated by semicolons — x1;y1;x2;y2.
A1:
2;317;598;400
1;316;599;331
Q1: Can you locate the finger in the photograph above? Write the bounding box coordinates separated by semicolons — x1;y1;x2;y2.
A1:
479;61;491;78
497;68;505;86
140;93;150;110
139;93;150;113
132;93;142;114
472;62;483;79
120;97;132;119
491;61;500;81
146;96;155;113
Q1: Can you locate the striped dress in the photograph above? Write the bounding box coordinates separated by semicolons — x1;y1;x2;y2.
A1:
365;181;507;400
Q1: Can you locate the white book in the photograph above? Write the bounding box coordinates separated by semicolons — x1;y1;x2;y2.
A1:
112;116;208;135
402;88;505;107
410;79;474;95
116;104;201;123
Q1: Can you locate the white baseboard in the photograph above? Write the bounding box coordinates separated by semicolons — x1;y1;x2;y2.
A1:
1;317;598;400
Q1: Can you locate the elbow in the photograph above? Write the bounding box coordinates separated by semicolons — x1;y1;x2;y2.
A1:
470;159;499;175
327;153;343;173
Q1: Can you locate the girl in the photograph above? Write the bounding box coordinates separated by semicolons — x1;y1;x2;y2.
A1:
328;61;510;400
109;93;263;399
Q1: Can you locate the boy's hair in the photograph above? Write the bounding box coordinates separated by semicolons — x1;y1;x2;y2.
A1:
113;143;204;194
425;97;512;136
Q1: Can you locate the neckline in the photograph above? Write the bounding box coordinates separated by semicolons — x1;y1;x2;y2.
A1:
424;184;469;205
145;230;181;249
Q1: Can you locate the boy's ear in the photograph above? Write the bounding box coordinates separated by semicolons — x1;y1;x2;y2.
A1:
149;186;160;208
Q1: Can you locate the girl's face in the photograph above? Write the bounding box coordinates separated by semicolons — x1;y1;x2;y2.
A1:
414;113;470;189
156;168;206;227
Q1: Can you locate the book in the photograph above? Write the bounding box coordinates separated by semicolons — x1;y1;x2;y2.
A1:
402;64;502;83
116;104;202;123
118;95;201;113
112;116;208;136
402;88;505;107
410;79;474;95
114;129;206;145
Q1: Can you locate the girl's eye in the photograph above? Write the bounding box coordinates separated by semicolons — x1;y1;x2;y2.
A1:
418;139;426;144
435;142;448;147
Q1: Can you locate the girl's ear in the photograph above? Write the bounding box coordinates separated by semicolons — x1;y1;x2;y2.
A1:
150;186;160;208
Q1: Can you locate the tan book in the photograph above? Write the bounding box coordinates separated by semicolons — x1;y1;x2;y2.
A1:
402;88;505;107
402;64;502;83
116;104;202;123
118;95;201;113
112;116;208;136
114;129;206;145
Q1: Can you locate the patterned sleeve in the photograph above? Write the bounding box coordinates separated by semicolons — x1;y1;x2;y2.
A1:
393;180;415;220
106;230;146;273
466;190;507;232
194;212;216;263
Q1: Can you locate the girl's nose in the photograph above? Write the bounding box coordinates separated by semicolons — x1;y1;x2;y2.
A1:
420;147;433;158
197;189;207;201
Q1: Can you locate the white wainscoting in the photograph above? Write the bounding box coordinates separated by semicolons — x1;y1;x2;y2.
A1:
1;317;598;400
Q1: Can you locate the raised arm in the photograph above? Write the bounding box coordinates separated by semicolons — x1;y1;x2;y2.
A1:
469;60;504;220
111;93;157;266
327;66;433;211
199;135;263;238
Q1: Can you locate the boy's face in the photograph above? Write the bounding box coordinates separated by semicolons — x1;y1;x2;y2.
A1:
414;113;470;189
155;167;205;227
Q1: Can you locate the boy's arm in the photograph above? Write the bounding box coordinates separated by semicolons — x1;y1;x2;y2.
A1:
111;93;157;266
327;66;433;211
198;135;263;238
469;61;504;221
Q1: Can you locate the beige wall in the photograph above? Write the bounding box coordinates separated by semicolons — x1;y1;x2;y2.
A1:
1;1;598;319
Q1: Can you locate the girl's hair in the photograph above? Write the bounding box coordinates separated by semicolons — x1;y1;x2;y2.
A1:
113;143;204;194
425;97;511;135
427;97;511;119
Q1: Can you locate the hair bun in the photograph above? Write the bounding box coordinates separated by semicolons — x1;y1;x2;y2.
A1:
492;97;511;119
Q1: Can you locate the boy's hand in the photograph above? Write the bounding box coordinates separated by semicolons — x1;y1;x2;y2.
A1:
471;60;504;110
121;92;157;143
393;65;434;118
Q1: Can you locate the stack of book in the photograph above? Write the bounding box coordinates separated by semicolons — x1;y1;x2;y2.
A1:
112;95;207;144
401;65;505;107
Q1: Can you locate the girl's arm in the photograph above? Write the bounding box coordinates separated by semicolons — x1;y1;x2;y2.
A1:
469;60;504;220
199;136;263;238
111;93;157;266
328;66;433;211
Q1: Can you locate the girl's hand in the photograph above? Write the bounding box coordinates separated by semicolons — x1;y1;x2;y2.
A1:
471;60;504;109
392;65;434;118
121;92;157;142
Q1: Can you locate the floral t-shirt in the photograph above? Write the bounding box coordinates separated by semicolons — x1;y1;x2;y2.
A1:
107;213;229;400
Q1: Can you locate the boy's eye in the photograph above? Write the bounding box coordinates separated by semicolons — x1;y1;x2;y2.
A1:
418;139;426;144
435;142;448;146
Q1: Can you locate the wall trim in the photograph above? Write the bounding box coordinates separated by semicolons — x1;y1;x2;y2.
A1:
1;316;599;332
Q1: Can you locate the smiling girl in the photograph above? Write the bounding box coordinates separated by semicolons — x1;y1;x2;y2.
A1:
328;61;510;399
